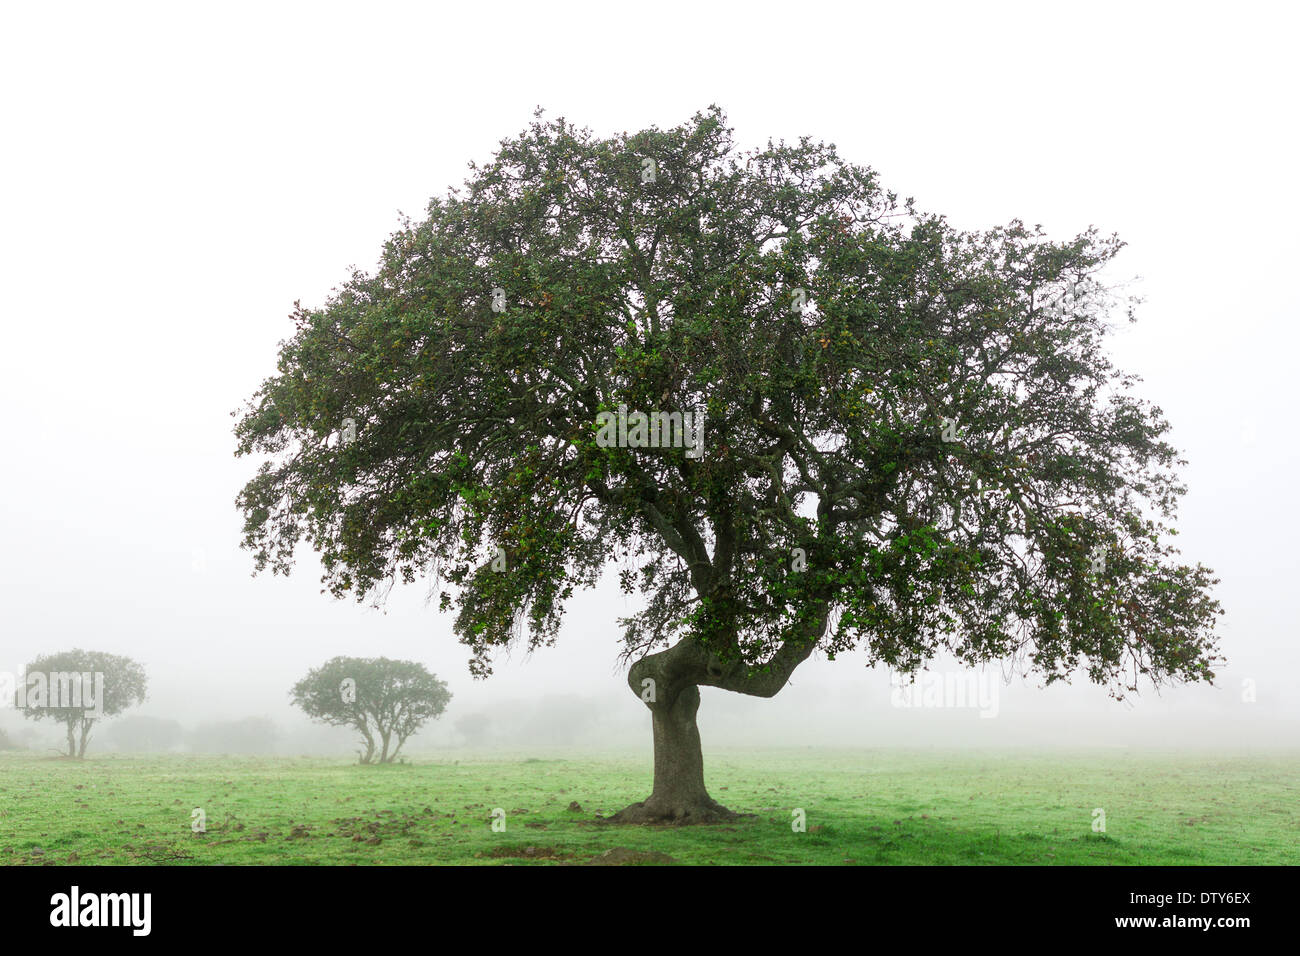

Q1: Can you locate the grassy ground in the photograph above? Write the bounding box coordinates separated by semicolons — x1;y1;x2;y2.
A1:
0;749;1295;865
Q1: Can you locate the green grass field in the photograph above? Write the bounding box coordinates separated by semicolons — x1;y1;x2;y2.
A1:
1;749;1295;865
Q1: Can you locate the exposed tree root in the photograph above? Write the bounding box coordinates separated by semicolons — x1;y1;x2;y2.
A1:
605;795;751;826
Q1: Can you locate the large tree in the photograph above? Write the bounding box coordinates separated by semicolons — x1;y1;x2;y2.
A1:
235;107;1221;822
16;649;147;758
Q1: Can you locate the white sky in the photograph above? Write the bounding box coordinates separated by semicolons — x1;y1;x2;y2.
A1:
1;1;1296;749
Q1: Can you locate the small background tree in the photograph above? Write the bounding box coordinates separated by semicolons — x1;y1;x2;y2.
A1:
291;657;451;764
18;649;147;758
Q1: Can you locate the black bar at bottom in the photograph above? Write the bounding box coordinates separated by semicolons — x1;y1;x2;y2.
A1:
0;864;1283;943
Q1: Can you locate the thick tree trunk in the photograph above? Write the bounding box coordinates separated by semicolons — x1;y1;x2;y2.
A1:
610;682;736;824
609;604;828;825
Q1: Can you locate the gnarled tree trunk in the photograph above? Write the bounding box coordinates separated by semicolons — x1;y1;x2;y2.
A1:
611;603;827;825
610;680;735;824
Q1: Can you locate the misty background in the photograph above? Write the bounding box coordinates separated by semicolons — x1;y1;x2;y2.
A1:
2;2;1296;756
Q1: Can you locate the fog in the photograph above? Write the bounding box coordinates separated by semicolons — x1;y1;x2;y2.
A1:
2;2;1296;757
